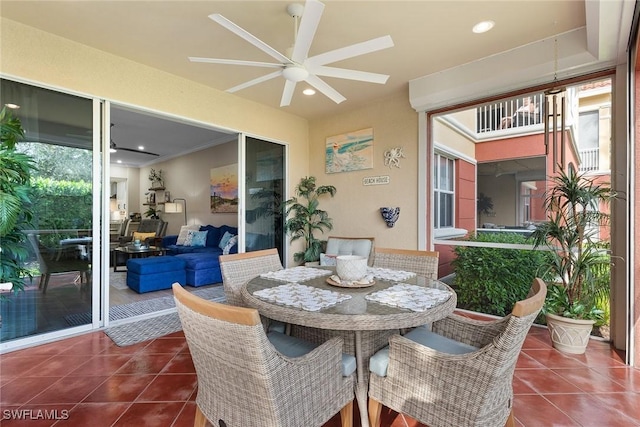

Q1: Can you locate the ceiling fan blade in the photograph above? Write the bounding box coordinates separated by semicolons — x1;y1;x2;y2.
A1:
290;0;324;64
280;80;297;107
209;14;292;65
306;35;394;67
116;146;160;156
227;70;283;93
304;74;346;104
309;65;390;84
188;57;283;69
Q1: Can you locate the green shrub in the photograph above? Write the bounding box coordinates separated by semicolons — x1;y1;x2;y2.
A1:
452;232;552;316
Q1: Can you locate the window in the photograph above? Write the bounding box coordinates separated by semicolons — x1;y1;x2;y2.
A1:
434;154;454;229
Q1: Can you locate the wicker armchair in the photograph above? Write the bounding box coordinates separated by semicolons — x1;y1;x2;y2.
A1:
219;248;283;306
372;247;439;279
368;278;547;427
172;284;355;427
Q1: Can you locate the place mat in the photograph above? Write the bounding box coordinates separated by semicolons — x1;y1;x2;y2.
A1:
260;266;331;282
254;283;351;311
366;267;417;282
365;283;452;312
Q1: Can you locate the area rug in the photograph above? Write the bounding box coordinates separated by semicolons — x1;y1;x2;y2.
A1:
109;272;129;290
64;285;226;327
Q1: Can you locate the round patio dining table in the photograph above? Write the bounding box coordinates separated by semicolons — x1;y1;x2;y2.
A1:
242;266;457;427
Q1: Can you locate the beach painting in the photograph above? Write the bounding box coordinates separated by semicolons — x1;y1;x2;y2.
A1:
210;164;239;213
325;128;374;174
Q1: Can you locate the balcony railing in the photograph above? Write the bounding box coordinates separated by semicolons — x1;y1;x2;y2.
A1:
579;147;600;171
476;93;546;134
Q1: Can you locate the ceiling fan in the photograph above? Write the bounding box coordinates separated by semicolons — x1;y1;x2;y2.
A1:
110;124;159;156
188;0;394;107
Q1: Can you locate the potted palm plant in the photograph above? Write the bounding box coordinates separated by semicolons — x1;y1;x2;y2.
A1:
284;176;336;264
0;106;35;298
529;167;615;354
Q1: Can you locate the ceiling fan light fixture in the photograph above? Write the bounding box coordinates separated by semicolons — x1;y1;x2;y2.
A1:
282;65;309;82
303;88;316;96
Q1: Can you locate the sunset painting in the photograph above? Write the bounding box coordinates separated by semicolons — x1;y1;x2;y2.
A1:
210;164;238;213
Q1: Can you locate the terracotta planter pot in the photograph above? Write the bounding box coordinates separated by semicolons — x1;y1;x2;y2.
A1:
546;313;595;355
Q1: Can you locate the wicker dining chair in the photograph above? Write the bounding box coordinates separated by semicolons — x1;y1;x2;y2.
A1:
372;247;439;279
219;248;283;306
368;278;547;427
172;284;355;427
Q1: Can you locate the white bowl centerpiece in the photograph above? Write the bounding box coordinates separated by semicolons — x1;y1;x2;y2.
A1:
336;255;368;282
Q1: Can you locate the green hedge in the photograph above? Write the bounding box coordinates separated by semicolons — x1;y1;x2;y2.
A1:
29;177;92;246
452;232;552;316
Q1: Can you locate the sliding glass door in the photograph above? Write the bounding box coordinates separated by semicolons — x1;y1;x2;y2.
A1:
243;136;286;263
0;79;100;346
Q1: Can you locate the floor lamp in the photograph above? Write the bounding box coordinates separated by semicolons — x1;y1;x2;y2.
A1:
164;198;187;225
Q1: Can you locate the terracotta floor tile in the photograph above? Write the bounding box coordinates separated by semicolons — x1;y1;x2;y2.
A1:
115;353;174;375
551;368;629;393
521;349;587;369
82;374;156;403
20;355;91;378
112;401;184;426
136;373;197;402
513;394;577;426
514;369;584;394
0;377;62;405
591;392;640;423
545;393;640;426
51;402;131;427
0;355;54;378
28;375;107;404
171;401;197;427
138;337;187;355
67;354;132;376
0;323;633;427
161;353;196;374
516;352;545;369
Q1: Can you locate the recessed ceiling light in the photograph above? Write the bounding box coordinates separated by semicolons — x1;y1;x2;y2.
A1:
110;148;117;153
303;88;316;96
138;145;145;150
473;20;495;34
4;103;20;109
116;160;122;163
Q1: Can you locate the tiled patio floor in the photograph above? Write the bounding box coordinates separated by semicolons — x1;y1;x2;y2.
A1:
1;325;638;426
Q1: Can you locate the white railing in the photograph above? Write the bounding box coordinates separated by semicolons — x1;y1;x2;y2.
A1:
579;147;600;171
476;93;546;133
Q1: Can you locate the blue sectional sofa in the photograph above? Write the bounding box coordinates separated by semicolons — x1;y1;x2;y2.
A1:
161;225;238;287
162;225;238;255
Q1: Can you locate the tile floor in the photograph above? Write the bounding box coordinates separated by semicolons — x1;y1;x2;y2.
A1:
1;325;639;426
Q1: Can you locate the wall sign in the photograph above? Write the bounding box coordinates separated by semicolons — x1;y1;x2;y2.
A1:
363;175;390;186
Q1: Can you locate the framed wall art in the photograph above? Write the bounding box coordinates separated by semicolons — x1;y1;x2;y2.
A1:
210;163;239;213
325;127;374;174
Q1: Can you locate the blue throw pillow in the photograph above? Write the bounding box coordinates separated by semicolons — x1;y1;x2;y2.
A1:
218;231;234;249
200;225;220;247
185;230;208;247
223;234;238;255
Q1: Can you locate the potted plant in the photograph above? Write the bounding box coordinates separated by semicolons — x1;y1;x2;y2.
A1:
529;167;615;354
477;192;494;227
148;168;164;188
0;106;35;297
284;176;336;264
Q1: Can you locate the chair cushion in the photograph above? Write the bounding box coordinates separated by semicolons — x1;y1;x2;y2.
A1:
369;327;478;377
132;231;156;242
267;331;356;377
325;238;372;259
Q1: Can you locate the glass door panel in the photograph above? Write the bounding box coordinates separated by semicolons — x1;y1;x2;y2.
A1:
1;79;96;343
244;137;285;263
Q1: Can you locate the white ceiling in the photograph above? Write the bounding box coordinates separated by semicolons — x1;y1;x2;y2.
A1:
0;0;631;167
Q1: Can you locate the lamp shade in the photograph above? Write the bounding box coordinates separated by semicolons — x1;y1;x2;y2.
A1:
164;202;183;213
